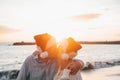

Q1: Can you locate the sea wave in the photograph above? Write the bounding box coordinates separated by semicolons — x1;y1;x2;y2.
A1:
83;59;120;70
0;70;19;80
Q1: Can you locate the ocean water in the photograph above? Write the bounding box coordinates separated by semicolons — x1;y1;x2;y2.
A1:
0;43;120;80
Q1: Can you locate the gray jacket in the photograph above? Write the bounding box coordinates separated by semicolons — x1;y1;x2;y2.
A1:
17;54;58;80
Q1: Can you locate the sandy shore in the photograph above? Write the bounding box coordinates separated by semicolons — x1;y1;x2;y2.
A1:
81;65;120;80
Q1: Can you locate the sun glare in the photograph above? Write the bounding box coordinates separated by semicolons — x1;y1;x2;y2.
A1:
0;0;120;42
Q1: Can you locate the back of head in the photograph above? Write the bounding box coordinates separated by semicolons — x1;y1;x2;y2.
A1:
57;37;82;68
66;37;82;53
34;33;58;58
59;37;82;53
34;33;53;51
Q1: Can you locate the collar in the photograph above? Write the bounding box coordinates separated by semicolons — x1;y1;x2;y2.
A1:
33;54;39;59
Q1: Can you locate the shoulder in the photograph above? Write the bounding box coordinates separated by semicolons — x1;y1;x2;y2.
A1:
23;54;34;64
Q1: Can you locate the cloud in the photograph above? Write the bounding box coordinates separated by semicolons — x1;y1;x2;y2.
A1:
87;27;97;30
0;25;21;34
113;33;120;37
69;13;101;21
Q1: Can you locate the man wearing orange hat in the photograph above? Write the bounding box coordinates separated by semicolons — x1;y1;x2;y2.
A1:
17;33;83;80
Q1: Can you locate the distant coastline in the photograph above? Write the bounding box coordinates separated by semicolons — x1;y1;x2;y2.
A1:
78;41;120;44
13;41;35;45
12;41;120;45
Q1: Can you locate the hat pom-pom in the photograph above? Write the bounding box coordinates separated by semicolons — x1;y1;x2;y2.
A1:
40;51;48;58
61;53;69;60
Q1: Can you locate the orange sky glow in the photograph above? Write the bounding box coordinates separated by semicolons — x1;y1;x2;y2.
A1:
0;0;120;42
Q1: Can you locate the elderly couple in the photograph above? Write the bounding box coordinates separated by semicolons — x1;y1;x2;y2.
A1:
17;33;84;80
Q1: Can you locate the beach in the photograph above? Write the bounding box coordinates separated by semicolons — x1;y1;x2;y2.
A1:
0;43;120;80
82;66;120;80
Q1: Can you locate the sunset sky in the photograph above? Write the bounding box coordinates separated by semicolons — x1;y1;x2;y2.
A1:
0;0;120;42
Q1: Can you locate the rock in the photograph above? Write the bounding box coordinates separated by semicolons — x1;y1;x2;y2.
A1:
0;70;19;80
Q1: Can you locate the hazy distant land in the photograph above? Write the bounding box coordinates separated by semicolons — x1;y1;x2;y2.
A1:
13;41;35;45
13;41;120;45
78;41;120;44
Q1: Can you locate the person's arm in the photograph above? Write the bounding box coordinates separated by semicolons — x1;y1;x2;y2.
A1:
67;59;84;75
74;59;84;69
16;57;30;80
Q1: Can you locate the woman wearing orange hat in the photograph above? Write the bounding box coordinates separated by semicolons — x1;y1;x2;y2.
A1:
54;37;84;80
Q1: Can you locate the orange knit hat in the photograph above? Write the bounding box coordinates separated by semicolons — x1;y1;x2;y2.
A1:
64;37;82;53
34;33;54;51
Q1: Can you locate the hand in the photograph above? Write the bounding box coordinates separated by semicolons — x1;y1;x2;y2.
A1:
66;61;82;75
